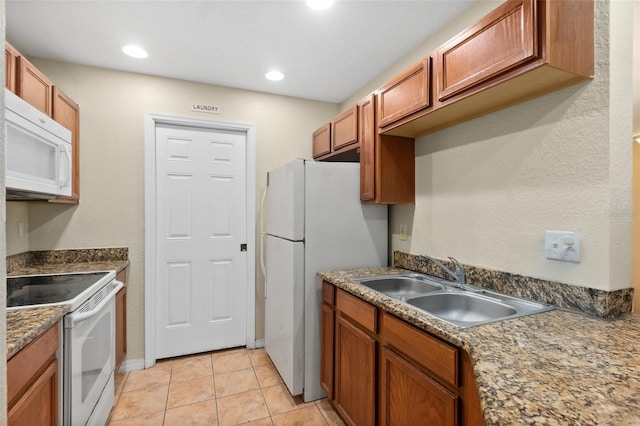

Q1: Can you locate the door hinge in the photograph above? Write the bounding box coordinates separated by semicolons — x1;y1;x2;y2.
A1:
240;243;247;252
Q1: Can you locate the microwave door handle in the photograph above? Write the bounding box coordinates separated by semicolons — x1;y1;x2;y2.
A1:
59;144;72;188
64;281;123;328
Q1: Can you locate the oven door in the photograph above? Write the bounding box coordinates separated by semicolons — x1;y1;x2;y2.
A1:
64;280;123;426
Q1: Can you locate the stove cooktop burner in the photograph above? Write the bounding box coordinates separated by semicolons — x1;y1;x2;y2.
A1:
7;272;113;309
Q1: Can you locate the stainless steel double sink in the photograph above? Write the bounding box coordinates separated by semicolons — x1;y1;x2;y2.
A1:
350;274;554;328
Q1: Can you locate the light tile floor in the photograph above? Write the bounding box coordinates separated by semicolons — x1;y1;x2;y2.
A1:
108;347;345;426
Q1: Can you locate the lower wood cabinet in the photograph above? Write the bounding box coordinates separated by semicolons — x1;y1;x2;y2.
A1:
320;302;335;399
321;280;482;426
334;313;376;426
380;347;457;426
8;323;59;426
115;267;129;371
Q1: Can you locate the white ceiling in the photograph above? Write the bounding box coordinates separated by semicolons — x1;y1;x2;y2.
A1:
6;0;474;104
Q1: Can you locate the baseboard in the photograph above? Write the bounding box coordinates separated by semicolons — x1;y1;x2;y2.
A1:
123;341;264;372
119;358;145;372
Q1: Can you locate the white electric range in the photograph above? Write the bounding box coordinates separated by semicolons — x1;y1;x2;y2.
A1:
7;271;122;426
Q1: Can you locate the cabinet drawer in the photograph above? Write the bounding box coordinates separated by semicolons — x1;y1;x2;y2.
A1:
336;289;377;334
312;123;331;158
437;0;536;101
322;281;335;305
8;324;58;406
382;313;458;387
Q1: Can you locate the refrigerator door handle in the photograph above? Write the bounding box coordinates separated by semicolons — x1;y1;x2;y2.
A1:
260;186;268;298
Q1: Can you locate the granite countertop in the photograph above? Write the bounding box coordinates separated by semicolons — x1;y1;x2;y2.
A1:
6;306;68;360
7;260;129;277
319;267;640;425
6;249;130;360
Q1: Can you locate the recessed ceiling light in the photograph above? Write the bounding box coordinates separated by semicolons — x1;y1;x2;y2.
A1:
122;45;148;59
265;70;285;81
306;0;334;11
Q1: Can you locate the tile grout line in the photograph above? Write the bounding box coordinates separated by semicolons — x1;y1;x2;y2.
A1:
162;359;174;425
109;349;341;425
249;349;273;424
210;354;221;426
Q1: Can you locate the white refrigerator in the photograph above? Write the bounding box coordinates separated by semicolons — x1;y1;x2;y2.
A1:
264;158;388;402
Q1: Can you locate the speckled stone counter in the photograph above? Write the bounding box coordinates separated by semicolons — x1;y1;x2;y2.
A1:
8;260;129;277
6;306;68;359
7;247;129;276
6;248;130;360
318;267;640;425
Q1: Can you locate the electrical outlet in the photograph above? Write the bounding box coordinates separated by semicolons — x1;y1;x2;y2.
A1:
399;224;408;241
545;231;581;262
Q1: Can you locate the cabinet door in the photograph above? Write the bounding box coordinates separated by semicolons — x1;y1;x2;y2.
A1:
115;286;127;370
51;87;80;203
377;58;431;129
5;42;19;93
380;347;457;426
17;55;53;116
359;94;376;202
8;359;57;426
334;314;376;426
320;302;335;399
332;106;358;151
312;123;331;159
437;0;536;102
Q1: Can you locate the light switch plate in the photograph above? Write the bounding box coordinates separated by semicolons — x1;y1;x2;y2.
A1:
545;231;581;262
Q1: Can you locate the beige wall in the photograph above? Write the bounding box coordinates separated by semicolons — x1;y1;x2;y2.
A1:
6;62;339;361
345;0;634;292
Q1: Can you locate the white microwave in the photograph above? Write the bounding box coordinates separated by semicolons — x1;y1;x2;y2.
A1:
5;89;73;200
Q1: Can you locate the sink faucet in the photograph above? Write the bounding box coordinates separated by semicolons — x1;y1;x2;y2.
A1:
418;255;465;283
418;255;483;293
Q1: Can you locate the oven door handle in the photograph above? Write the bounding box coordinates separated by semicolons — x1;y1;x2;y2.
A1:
65;280;123;328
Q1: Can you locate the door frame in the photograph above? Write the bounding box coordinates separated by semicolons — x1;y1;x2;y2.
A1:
144;113;256;368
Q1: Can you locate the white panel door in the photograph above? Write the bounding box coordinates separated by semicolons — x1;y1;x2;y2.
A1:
155;123;247;358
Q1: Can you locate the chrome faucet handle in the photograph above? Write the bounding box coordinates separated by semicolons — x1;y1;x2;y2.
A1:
448;257;466;284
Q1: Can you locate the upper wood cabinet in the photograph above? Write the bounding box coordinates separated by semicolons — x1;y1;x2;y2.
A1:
359;95;376;202
377;57;432;130
381;0;594;137
17;54;54;117
50;87;80;203
332;106;358;151
5;42;19;93
312;123;331;159
6;42;82;203
313;105;360;162
359;94;415;204
438;0;536;102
